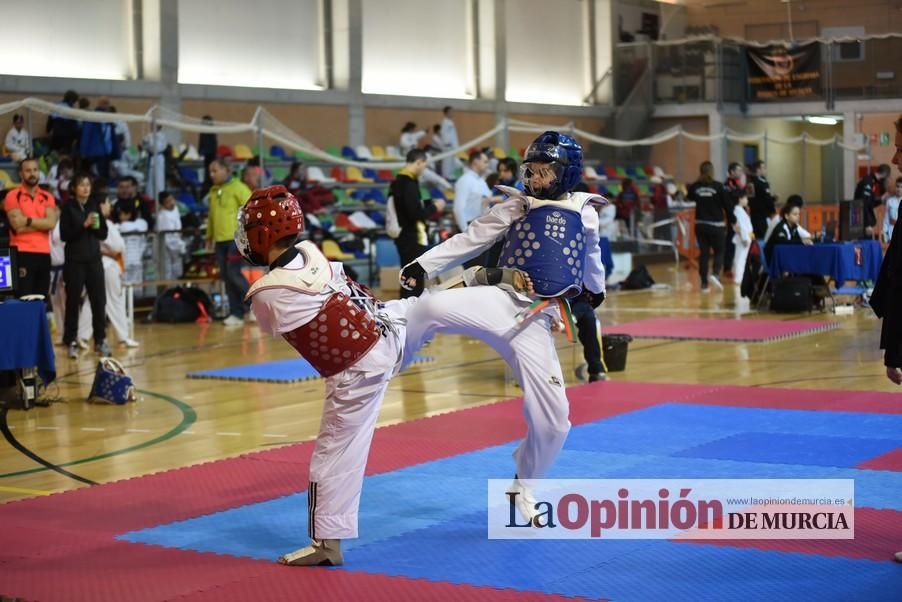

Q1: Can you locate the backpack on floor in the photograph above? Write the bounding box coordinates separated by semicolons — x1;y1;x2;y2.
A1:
771;277;813;313
153;286;213;323
620;265;655;290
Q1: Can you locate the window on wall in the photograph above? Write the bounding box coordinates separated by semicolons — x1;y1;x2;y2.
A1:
178;0;324;89
505;0;590;105
362;0;475;98
1;1;135;79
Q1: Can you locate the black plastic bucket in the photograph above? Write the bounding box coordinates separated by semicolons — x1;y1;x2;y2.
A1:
602;334;632;372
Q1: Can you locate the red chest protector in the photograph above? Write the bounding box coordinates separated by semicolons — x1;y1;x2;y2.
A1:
247;242;381;377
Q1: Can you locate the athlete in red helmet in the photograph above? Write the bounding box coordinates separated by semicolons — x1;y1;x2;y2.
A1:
237;185;532;566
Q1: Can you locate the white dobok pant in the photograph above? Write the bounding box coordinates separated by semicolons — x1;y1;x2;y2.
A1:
307;299;410;540
78;262;130;343
402;286;571;481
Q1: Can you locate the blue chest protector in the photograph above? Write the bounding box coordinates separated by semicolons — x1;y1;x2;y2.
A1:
497;197;589;298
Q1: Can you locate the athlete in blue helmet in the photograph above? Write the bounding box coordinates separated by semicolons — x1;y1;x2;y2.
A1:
399;131;608;526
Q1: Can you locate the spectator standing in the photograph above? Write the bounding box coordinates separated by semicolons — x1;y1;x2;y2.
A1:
883;177;901;244
5;114;31;161
731;192;754;283
198;115;218;195
3;158;58;299
78;97;115;179
399;122;427;155
389;149;446;298
207;159;253;325
439;106;459;180
155;191;185;280
143;124;168;200
870;115;902;403
112;176;154;228
688;161;732;292
453;150;492;234
46;90;80;156
723;162;745;278
117;204;148;288
854;163;891;239
615;178;640;236
59;173;109;359
748;160;777;241
77;197;139;348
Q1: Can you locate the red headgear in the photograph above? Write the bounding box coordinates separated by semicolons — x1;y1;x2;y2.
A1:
235;185;304;266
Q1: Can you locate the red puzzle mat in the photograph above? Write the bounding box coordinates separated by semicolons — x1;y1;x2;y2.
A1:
0;381;899;601
605;318;838;342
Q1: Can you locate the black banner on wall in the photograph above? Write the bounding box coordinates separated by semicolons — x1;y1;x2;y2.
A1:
747;43;821;100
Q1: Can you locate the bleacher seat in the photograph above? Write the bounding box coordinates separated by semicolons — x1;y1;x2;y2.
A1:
363;168;381;181
355;146;373;160
234;144;254;160
605;166;619;179
492;147;506;159
176;191;201;213
345;166;373;182
583;166;601;180
306;166;334;183
367;188;386;204
341;146;359;160
332;188;353;206
377;169;395;182
325;146;342;158
615;167;628;178
330;166;346;182
375;238;401;267
507;147;522;161
216;144;233;158
269;145;288;160
385;145;402;159
371;146;386;159
0;170;14;189
179;166;200;185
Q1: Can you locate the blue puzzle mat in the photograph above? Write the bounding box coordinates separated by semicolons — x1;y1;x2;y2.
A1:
122;403;902;601
187;355;433;383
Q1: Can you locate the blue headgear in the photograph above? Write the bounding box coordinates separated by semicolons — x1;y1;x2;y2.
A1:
520;131;583;199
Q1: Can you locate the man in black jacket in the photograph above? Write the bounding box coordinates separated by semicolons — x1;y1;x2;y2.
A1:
390;149;446;298
870;116;901;564
854;163;891;239
60;173;110;359
748;160;777;240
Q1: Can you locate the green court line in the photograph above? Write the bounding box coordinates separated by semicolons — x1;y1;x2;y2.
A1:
0;390;196;479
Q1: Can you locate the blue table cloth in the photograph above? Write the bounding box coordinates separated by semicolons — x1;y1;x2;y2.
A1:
769;240;882;284
0;299;56;385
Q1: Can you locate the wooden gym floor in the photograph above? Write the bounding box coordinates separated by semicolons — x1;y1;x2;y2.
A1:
0;263;893;503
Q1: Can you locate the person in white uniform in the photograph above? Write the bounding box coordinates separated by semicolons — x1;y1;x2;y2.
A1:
731;192;754;284
439;106;459;180
400;131;607;525
142;125;168;200
237;185;530;567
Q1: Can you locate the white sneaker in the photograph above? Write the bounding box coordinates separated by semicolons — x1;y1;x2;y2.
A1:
121;338;140;348
246;311;257;323
223;315;244;327
709;275;724;290
507;477;543;528
77;338;90;350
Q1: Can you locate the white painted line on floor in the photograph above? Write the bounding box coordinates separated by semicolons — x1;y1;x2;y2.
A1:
181;430;196;435
126;428;151;433
35;426;59;430
81;427;106;432
215;432;241;437
262;433;288;438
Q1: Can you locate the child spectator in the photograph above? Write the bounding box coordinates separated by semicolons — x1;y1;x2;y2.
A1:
155;191;186;280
